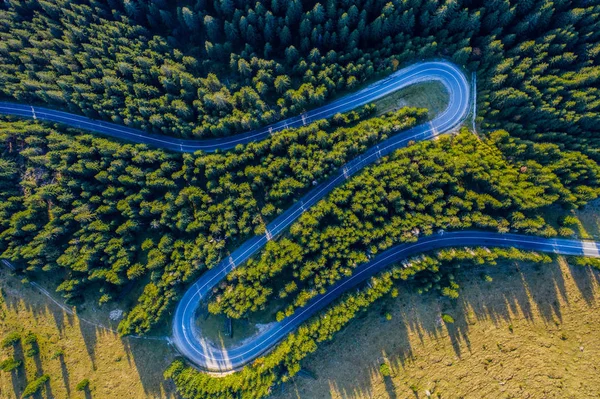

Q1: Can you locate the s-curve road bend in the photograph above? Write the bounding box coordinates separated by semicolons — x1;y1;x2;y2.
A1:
1;60;477;371
1;61;465;153
174;231;600;371
173;61;475;372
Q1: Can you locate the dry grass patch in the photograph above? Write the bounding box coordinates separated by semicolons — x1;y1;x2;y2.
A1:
276;256;600;399
0;270;178;399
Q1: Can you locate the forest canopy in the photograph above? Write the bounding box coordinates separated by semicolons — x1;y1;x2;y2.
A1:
1;0;600;398
0;0;599;154
0;106;424;335
207;129;600;320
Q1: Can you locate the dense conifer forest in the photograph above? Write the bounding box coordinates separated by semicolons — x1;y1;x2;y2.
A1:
1;0;600;398
0;106;422;334
207;130;600;321
1;0;599;152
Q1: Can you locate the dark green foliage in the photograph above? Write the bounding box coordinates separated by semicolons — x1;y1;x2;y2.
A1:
76;378;90;391
379;246;552;301
50;349;64;360
0;357;22;372
0;107;423;335
1;331;20;348
2;0;596;149
0;1;438;138
208;130;600;320
570;256;600;270
1;1;600;397
379;363;391;377
166;246;548;399
23;331;38;357
165;268;400;399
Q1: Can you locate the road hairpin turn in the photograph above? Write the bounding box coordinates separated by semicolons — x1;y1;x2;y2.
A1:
7;61;595;373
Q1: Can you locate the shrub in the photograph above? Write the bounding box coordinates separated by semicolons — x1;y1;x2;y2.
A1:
51;349;64;360
559;215;579;227
379;363;391;377
21;374;49;397
0;357;22;372
441;314;455;324
557;227;575;237
76;378;90;391
1;332;21;348
23;332;38;357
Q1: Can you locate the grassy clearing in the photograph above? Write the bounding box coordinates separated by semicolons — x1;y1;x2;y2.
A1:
196;298;285;348
0;270;178;399
373;81;449;119
274;205;600;399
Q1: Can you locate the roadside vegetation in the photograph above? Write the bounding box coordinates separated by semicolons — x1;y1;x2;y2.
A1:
373;81;449;118
0;0;600;398
207;130;600;321
0;0;465;139
1;0;599;155
168;128;600;398
0;106;424;336
167;245;557;399
273;253;600;398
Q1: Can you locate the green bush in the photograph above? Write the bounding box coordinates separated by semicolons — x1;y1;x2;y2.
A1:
557;227;575;237
76;378;90;392
570;257;600;270
1;332;20;348
379;363;391;377
441;314;455;324
559;215;579;227
21;374;49;398
0;358;22;372
50;349;64;360
23;332;38;357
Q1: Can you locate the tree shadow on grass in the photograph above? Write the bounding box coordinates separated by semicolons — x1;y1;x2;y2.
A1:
77;319;98;371
9;340;27;398
57;353;71;398
1;268;178;398
28;338;55;399
121;337;180;399
383;375;398;399
440;258;572;363
567;260;598;306
74;320;179;398
0;274;75;346
280;258;590;399
79;386;93;399
0;269;75;337
44;376;55;399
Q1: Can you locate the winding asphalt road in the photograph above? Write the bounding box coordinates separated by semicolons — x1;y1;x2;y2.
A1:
2;61;461;153
6;61;596;373
169;61;476;371
177;232;600;371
